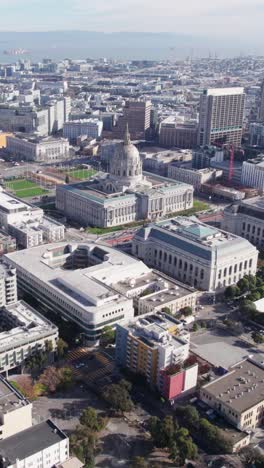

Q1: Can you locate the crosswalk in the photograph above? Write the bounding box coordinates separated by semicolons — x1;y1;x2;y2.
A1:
66;347;115;384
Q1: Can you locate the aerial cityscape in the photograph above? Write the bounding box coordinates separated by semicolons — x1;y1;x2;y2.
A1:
1;2;264;468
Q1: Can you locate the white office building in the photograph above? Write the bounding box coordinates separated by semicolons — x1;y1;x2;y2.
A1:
241;155;264;190
132;216;258;291
63;119;103;143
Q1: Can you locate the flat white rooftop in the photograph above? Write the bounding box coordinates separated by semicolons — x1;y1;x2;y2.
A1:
205;87;244;96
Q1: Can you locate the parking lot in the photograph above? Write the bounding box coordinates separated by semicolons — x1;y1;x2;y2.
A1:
190;326;258;369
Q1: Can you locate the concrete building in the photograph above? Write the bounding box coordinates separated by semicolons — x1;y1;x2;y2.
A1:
112;270;197;316
0;300;58;374
198;88;245;147
192;146;224;169
168;165;221;191
0;263;17;308
0;106;49;136
116;313;198;400
200;358;264;431
47;97;71;134
0;376;32;441
222;196;264;248
113;100;151;140
0;233;16;256
249;122;264;147
56;128;193;228
132;216;258;291
0;189;65;249
241;155;264;190
258;80;264;122
142;149;192;177
159;117;198;149
4;242;142;343
0;419;69;468
63;119;103;143
6;135;70;162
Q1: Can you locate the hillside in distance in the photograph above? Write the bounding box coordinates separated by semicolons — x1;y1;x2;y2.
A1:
0;30;250;62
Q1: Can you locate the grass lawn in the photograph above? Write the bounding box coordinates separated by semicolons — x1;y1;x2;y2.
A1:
87;200;210;235
15;187;48;198
67;169;96;180
5;179;37;190
4;179;49;198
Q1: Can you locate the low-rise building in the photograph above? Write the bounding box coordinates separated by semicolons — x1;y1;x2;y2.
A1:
0;188;65;248
132;216;258;291
168;166;221;191
63;119;103;143
0;419;69;468
0;300;58;374
192;146;224;169
0;376;32;440
200;358;264;431
112;270;196;315
6;135;70;162
116;313;197;400
0;232;16;256
221;196;264;248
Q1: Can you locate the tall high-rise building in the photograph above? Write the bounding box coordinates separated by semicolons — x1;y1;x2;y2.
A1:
198;88;245;147
258;80;264;122
113;99;151;139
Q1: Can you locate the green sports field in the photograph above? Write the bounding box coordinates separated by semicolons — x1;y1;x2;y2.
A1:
67;169;96;180
5;179;48;198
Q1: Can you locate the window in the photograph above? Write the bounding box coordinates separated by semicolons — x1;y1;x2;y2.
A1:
229;266;232;275
249;259;252;268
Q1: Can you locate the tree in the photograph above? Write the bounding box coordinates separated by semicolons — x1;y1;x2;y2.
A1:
65;174;70;184
252;331;264;344
192;323;199;332
180;306;193;317
224;285;239;299
59;367;73;389
240;446;264;467
45;340;53;353
175;405;200;430
240;301;256;318
104;382;133;413
80;407;105;432
237;277;249;293
10;376;37;400
100;326;115;346
57;338;68;359
162;306;172;315
39;366;64;393
70;425;97;467
176;428;198;465
131;456;148;468
248;291;261;302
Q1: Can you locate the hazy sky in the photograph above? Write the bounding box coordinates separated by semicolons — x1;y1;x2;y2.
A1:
0;0;263;41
